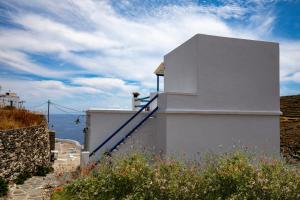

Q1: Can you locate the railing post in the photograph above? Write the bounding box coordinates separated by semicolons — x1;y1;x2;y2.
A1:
157;75;159;92
81;151;90;167
49;130;55;162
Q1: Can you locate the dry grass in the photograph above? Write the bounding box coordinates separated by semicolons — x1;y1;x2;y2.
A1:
0;107;45;130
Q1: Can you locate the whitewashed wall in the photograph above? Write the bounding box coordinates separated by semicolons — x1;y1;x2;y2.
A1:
86;110;161;161
162;34;280;158
164;113;280;159
84;34;280;163
164;34;280;111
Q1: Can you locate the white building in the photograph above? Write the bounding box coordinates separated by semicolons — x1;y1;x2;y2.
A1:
82;34;280;165
0;91;22;108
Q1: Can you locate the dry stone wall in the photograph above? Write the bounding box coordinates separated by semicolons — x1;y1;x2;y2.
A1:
0;124;51;180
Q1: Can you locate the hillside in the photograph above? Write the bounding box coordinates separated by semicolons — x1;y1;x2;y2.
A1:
0;107;45;130
281;95;300;117
280;95;300;162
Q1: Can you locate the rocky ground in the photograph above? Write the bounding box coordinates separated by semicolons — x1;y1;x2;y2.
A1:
1;140;81;200
281;117;300;162
280;95;300;162
280;95;300;117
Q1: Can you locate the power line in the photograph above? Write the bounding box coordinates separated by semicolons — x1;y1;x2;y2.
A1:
51;104;86;125
52;104;77;114
27;102;48;109
51;102;84;113
25;100;85;114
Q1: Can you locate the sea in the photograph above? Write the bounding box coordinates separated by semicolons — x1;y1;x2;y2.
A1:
49;114;85;144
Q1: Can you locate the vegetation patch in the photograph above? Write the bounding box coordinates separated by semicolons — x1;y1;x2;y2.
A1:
12;166;53;185
0;177;8;197
281;95;300;117
34;165;54;177
13;171;32;185
0;107;45;130
52;152;300;200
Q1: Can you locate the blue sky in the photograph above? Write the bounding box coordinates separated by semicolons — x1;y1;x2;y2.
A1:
0;0;299;113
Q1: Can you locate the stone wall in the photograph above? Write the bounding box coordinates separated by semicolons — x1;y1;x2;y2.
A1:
0;124;51;180
49;130;56;161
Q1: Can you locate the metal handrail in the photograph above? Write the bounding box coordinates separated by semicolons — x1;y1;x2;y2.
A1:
139;99;150;103
89;94;158;157
134;104;146;108
109;107;158;153
134;96;150;101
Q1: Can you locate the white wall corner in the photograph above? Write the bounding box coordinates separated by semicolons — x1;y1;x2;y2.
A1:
80;151;90;167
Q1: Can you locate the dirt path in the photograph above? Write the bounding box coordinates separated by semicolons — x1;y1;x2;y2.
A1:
2;140;81;200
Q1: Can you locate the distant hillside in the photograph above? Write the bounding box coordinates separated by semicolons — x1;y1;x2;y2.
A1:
280;95;300;162
0;107;45;130
281;95;300;117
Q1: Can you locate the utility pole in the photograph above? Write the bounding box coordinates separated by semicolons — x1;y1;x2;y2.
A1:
47;100;50;125
19;100;25;109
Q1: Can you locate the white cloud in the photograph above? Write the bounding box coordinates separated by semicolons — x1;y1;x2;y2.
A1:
0;0;299;109
0;0;275;79
280;41;300;81
0;50;79;77
13;14;121;50
0;78;135;112
281;72;300;83
0;78;100;100
72;77;140;96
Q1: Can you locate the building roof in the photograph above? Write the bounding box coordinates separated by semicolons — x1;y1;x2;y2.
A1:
0;92;20;98
154;62;165;76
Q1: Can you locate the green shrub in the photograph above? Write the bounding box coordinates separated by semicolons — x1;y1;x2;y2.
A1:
53;152;300;200
34;165;53;176
14;171;32;185
0;177;8;197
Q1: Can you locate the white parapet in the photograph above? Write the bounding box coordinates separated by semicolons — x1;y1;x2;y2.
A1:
80;151;90;167
132;96;140;111
51;150;58;160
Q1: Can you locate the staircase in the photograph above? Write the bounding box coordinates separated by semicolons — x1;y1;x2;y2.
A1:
89;94;159;157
